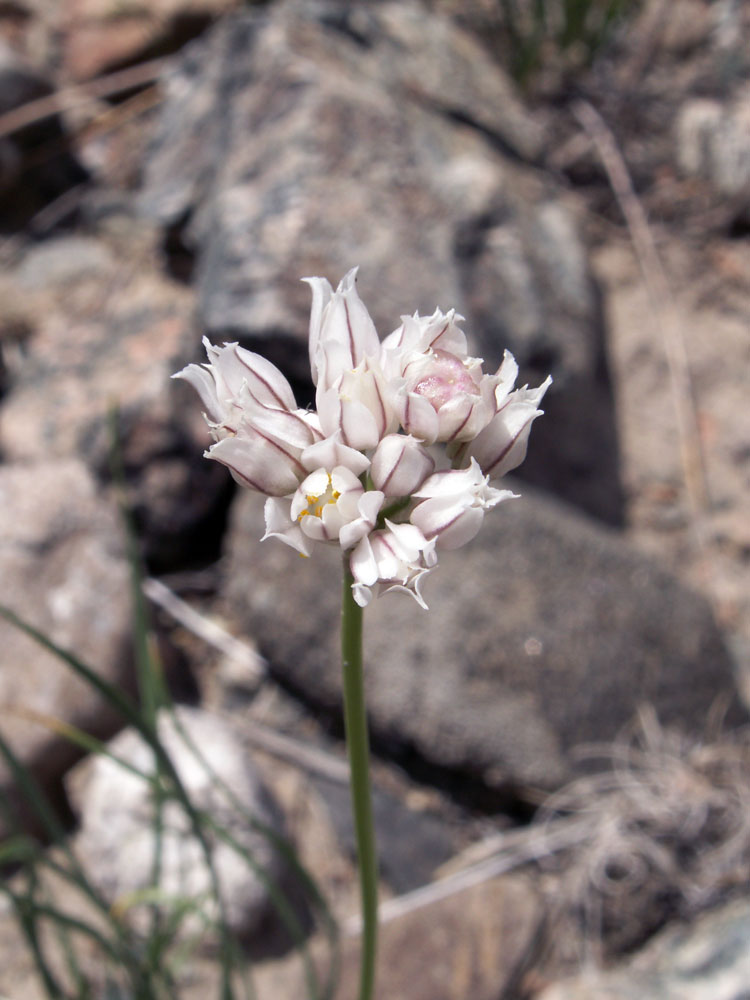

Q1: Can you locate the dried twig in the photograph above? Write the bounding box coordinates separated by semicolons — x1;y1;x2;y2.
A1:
0;58;170;140
238;715;351;785
343;815;588;935
142;576;266;684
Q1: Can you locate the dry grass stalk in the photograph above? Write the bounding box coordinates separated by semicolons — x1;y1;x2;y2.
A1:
0;58;169;140
572;99;711;528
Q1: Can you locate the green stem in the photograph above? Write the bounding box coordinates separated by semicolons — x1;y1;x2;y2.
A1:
341;557;378;1000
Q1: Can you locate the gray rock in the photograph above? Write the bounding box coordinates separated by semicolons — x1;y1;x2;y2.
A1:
540;897;750;1000
221;487;742;794
15;235;115;290
311;775;457;893
67;705;285;939
676;87;750;203
455;189;622;523
331;872;542;1000
0;226;230;569
0;460;131;834
138;0;622;523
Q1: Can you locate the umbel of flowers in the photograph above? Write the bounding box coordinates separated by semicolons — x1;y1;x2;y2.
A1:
175;269;551;609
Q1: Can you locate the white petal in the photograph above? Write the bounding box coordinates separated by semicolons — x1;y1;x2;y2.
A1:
493;350;520;404
350;535;379;587
436;393;486;444
352;583;373;607
334;267;380;365
338;490;384;550
240;397;320;449
302;276;333;387
370;434;435;497
379;575;431;610
301;434;370;477
262;498;313;556
339;397;381;451
419;308;468;357
411;496;484;550
470;376;552;478
231;345;297;410
412;466;476;500
172;363;224;424
383;519;433;562
399;391;440;444
312;268;380;389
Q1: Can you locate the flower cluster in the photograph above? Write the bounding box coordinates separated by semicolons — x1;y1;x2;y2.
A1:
175;269;551;608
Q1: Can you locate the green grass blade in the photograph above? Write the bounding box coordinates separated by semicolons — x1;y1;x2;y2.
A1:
2;874;66;999
0;604;144;732
166;706;339;998
107;406;170;728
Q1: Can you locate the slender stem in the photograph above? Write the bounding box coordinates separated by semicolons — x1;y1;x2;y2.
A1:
341;557;378;1000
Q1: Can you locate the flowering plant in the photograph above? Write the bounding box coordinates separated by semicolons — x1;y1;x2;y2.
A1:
175;268;550;610
175;269;549;1000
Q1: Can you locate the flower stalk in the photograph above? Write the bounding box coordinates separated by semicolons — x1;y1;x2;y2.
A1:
175;266;552;998
340;556;378;1000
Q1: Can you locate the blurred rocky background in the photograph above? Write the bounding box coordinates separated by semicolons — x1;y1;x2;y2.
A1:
1;0;749;997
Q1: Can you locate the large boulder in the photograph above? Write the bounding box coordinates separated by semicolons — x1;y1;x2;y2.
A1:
220;486;742;795
138;0;622;523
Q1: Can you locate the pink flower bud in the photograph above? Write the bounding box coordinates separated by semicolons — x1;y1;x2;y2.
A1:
383;311;495;445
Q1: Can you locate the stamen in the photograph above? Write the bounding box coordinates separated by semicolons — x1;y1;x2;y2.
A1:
297;474;342;523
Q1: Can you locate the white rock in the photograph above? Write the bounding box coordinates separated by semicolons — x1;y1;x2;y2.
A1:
68;706;284;939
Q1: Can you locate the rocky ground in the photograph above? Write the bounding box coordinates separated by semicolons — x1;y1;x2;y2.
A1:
0;0;749;998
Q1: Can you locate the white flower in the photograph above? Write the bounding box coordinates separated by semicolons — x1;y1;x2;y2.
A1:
410;459;516;549
291;467;383;549
263;467;383;557
450;352;552;480
316;357;396;452
205;430;309;497
175;269;551;610
305;269;397;449
350;520;437;610
304;268;381;392
174;337;304;436
173;338;322;496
